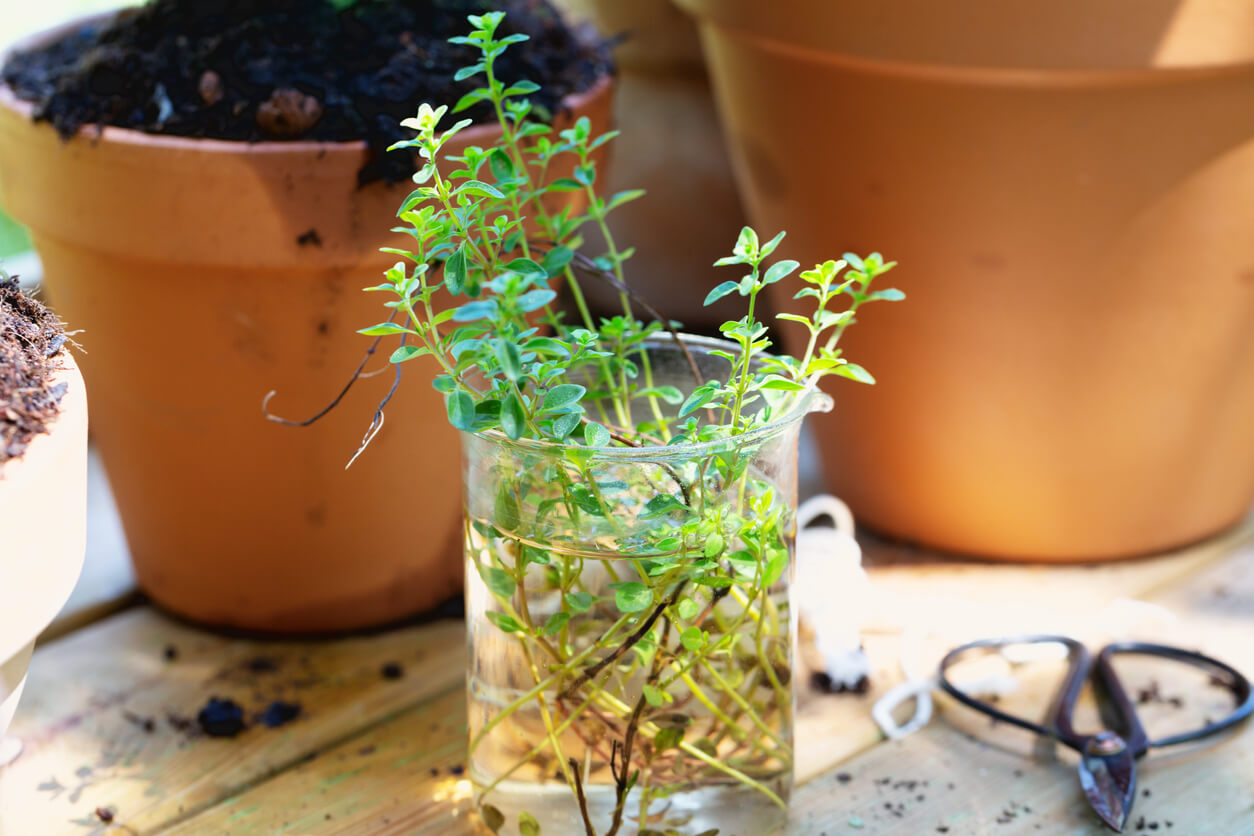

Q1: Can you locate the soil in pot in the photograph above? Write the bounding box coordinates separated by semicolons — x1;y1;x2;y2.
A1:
1;0;612;184
1;275;68;464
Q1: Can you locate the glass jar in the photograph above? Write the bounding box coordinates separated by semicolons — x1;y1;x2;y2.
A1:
462;335;829;836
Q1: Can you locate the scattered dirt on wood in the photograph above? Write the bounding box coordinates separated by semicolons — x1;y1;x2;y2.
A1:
381;661;404;680
810;670;870;695
196;696;247;737
257;700;302;728
2;0;612;184
122;710;157;733
244;656;279;673
0;275;68;465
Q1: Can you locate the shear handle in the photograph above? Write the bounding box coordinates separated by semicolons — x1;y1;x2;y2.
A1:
1099;642;1254;749
937;635;1088;747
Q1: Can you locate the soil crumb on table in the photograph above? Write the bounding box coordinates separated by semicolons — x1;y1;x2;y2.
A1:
196;697;247;738
2;0;612;184
0;276;68;464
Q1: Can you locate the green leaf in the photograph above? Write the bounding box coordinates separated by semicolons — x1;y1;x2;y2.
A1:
541;611;571;636
390;345;427;363
459;179;505;199
654;727;683;752
547;178;582;192
584;422;611;447
762;547;789;587
703;534;724;558
505;80;541;96
494;484;520;531
480;804;505;833
678;385;716;418
524;337;570;357
641;494;687;518
641;385;683;405
454;63;485;82
734;226;760;258
481;566;516;598
680;625;705;652
588;129;621;150
453;300;498;322
836;363;876;384
607;189;645;211
503;258;548;279
485;611;522;633
870;288;906;302
487;148;516;180
703;280;740;307
763;259;800;286
501;391;526;439
446;390;475;430
445;247;468;294
568;485;604;515
493;340;523;381
573;164;596;186
358;322;412;336
759;375;807;391
542;246;574;275
518;811;541;836
552;412;581;439
565;591;594;613
759;230;787;258
613;582;652;613
642;684;665;707
543;384;586;412
516;289;557;312
677;598;699;620
452;87;493;113
843;252;866;271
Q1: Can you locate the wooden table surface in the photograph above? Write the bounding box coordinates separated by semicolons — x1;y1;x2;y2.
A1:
2;518;1252;836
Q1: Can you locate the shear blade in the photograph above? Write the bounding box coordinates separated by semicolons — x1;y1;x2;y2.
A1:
1078;751;1136;831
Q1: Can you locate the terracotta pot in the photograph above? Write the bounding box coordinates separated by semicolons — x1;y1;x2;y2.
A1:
0;354;87;745
675;0;1254;560
553;0;747;333
0;17;614;632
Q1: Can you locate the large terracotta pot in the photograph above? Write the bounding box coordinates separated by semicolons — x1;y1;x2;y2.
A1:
675;0;1254;560
554;0;746;333
0;354;87;752
0;17;614;632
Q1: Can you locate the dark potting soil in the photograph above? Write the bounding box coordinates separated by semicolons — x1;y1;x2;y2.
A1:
257;699;302;728
1;0;612;184
196;696;247;737
0;277;68;465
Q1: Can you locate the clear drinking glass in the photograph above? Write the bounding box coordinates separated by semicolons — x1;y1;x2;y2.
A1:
462;335;830;836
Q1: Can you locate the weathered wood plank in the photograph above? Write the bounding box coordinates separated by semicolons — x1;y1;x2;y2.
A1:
0;609;465;836
158;689;476;836
7;516;1248;835
156;527;1253;835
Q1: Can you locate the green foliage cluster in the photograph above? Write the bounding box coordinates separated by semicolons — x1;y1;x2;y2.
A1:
361;11;901;456
355;12;903;836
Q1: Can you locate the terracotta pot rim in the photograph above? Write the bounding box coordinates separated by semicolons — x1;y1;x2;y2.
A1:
0;11;614;157
683;11;1254;89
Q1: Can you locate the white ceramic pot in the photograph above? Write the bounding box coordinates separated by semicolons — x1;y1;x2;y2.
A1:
0;353;87;756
